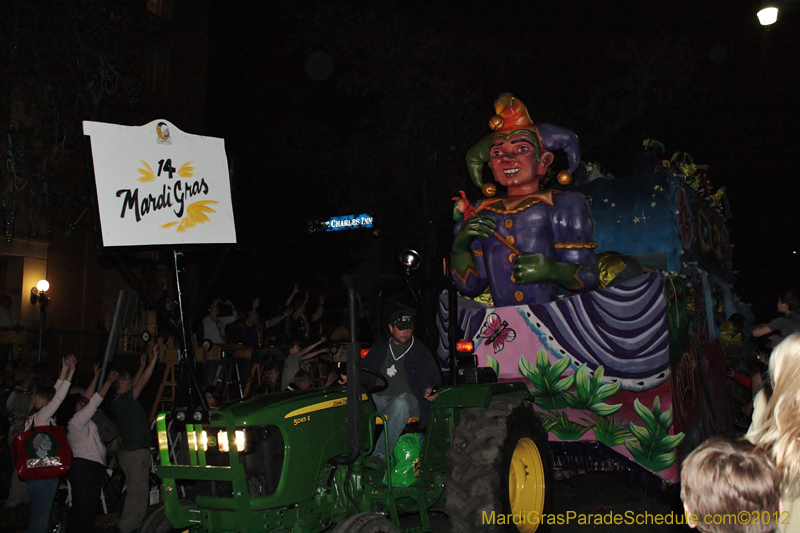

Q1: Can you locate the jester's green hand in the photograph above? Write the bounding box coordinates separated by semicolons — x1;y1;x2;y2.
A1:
512;253;556;285
453;215;496;253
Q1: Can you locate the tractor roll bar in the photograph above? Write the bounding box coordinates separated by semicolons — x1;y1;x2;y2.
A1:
329;275;363;465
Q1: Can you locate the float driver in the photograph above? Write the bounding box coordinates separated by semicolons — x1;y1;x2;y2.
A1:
361;311;441;463
451;93;599;306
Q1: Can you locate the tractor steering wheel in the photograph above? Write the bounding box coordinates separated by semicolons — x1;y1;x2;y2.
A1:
361;367;389;394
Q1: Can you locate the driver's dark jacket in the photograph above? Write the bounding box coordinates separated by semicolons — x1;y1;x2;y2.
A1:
362;336;442;428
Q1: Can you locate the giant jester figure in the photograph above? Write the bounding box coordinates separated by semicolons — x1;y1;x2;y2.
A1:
451;93;599;306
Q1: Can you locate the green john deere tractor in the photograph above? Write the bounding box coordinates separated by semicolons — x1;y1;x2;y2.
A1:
146;277;553;533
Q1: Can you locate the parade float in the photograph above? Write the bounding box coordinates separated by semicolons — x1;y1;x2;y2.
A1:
440;93;743;482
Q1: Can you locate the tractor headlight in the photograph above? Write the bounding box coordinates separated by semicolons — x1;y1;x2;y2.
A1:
217;430;246;453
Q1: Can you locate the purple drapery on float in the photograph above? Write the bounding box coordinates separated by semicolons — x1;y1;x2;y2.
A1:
438;272;670;391
534;272;669;389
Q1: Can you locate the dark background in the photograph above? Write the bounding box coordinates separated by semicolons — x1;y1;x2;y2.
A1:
200;0;800;322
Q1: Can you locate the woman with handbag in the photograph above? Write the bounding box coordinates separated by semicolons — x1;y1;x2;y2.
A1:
24;354;76;533
64;364;119;533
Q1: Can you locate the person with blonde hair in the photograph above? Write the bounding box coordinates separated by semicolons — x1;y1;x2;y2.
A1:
746;332;800;533
681;436;780;533
25;354;76;533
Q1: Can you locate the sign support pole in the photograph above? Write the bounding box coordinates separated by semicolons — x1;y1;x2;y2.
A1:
173;250;207;412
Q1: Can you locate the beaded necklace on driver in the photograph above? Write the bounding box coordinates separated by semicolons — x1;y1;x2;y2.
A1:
389;337;414;361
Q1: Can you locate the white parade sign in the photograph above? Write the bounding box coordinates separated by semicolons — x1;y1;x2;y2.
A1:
83;119;237;247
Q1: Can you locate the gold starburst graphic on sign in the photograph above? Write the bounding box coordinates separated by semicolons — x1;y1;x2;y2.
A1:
161;200;219;232
137;160;156;182
177;161;195;178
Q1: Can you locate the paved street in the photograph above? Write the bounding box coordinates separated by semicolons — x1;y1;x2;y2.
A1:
2;470;688;532
405;470;689;533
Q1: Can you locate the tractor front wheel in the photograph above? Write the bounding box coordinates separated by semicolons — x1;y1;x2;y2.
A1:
139;500;198;533
444;395;553;533
329;512;400;532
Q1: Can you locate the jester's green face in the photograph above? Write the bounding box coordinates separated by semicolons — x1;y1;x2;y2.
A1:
487;132;553;196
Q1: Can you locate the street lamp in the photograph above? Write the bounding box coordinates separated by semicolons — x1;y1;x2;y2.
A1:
758;6;779;25
30;279;50;361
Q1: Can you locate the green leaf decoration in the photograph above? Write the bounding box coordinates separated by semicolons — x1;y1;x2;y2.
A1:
624;397;686;472
534;395;570;410
486;354;499;376
562;363;622;416
519;350;572;409
633;395;658;427
539;411;590;440
629;424;653;447
591;403;623;417
659;434;686;450
583;414;631;447
659;405;673;428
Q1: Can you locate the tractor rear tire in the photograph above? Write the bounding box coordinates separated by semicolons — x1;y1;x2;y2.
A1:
444;395;553;533
330;512;400;533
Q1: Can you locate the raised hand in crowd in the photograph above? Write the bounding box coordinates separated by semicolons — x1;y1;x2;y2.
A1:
132;346;159;399
98;370;119;398
324;371;340;388
60;354;78;382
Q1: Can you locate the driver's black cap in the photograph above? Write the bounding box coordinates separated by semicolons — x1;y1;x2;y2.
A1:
390;310;415;331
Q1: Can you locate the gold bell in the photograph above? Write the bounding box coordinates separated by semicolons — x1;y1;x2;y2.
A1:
557;170;573;186
482;183;497;197
489;115;504;131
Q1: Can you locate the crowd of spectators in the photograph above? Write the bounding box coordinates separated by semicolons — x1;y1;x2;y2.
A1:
725;289;800;433
5;277;800;532
0;347;160;532
199;284;378;399
683;288;800;533
0;281;378;531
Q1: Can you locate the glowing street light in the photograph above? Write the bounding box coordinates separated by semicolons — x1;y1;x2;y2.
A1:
758;6;779;25
31;279;50;361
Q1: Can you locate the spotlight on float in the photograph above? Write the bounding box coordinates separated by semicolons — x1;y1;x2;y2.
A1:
399;249;421;274
757;6;778;25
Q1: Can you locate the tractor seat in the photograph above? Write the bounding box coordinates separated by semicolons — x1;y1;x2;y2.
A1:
374;416;419;426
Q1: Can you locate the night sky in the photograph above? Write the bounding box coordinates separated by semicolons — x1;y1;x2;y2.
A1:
202;1;800;320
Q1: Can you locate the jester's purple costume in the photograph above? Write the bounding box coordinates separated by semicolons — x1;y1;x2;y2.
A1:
453;189;598;307
451;93;599;306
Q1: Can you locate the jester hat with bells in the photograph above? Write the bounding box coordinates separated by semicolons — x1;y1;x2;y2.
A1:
466;93;581;197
